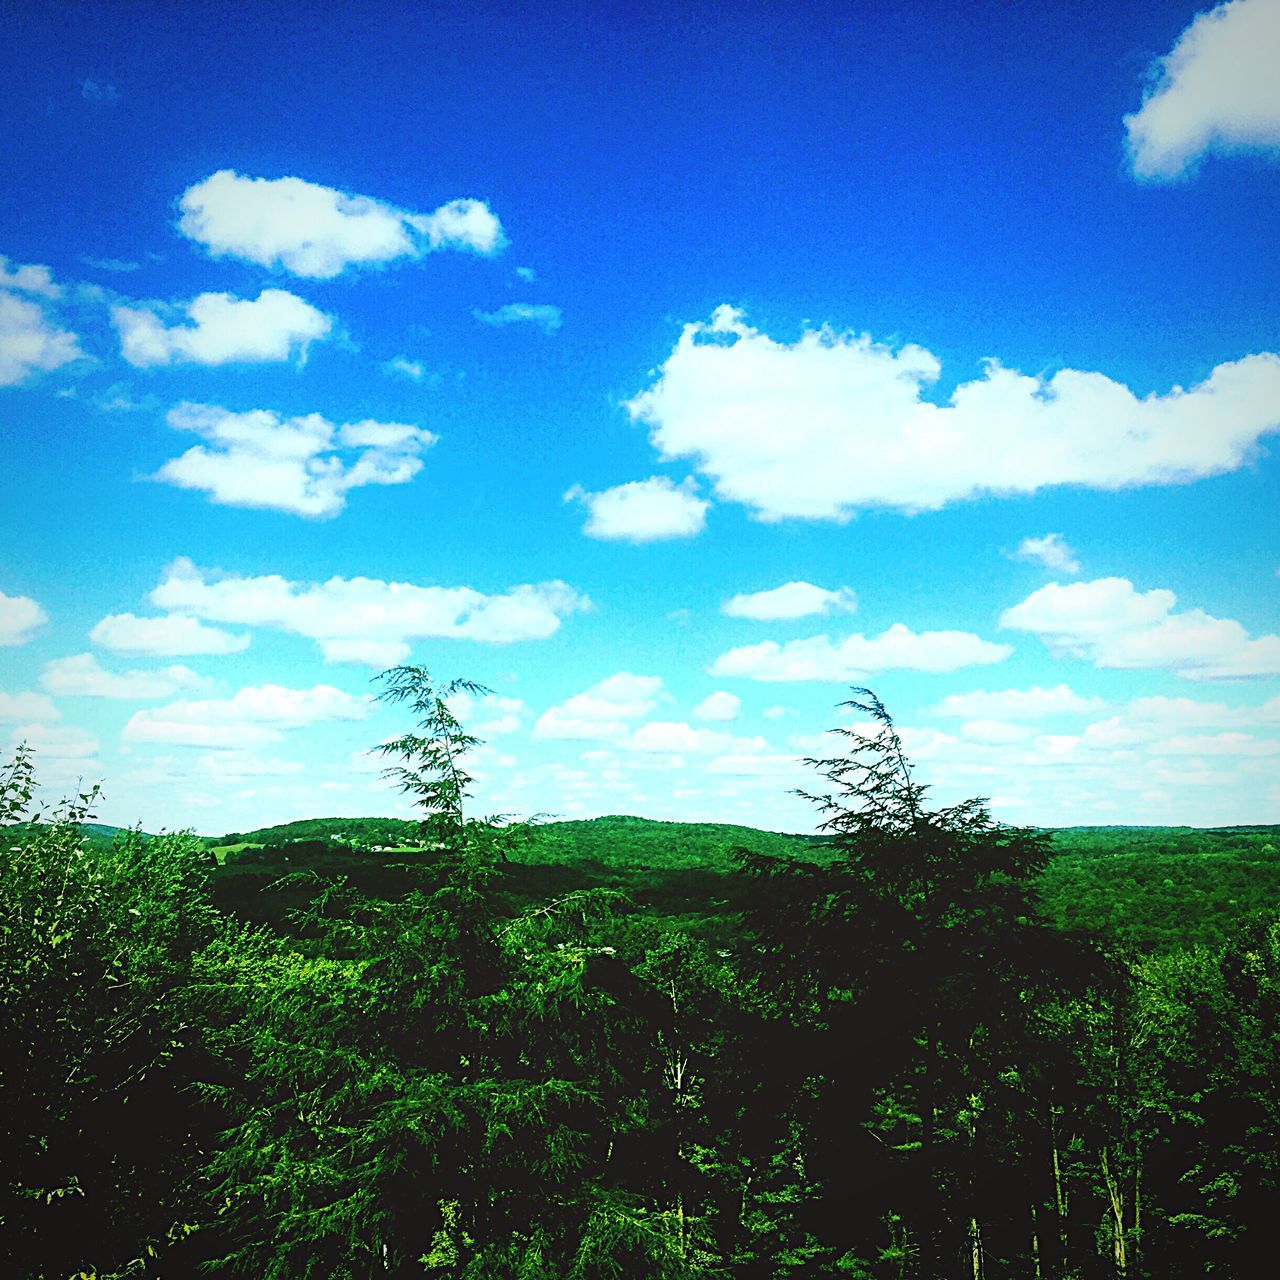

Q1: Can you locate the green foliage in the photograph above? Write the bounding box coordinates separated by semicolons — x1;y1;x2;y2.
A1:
0;747;216;1277
5;684;1280;1279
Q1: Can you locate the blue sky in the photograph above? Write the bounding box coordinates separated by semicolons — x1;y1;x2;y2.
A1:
2;0;1278;834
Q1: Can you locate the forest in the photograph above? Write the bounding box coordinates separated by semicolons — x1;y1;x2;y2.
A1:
2;667;1278;1279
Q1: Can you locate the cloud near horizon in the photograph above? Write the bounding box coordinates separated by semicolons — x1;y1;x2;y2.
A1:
710;623;1013;682
626;306;1280;521
123;683;370;749
146;558;591;665
1001;577;1280;680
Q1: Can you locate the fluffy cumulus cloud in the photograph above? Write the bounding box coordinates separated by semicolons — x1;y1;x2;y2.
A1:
0;591;48;646
41;653;213;700
1125;0;1280;179
1015;533;1080;576
0;255;80;386
534;673;665;742
151;402;437;518
625;306;1280;521
711;623;1012;682
934;684;1104;720
0;254;61;298
113;289;332;367
123;683;369;749
177;171;505;277
0;691;59;723
474;303;562;332
693;691;741;721
1001;577;1280;680
564;476;709;542
146;558;590;666
89;612;251;657
723;581;858;621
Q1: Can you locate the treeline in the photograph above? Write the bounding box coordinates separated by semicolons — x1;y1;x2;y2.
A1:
2;671;1277;1279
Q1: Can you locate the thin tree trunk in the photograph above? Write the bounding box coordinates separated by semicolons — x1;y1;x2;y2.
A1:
1050;1105;1068;1271
1100;1145;1128;1278
1133;1139;1141;1278
969;1215;984;1280
1030;1201;1043;1280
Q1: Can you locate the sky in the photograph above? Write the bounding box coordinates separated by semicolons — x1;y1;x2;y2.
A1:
1;0;1278;835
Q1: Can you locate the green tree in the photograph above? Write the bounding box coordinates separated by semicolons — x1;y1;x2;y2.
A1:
0;747;216;1277
737;689;1059;1277
201;668;708;1279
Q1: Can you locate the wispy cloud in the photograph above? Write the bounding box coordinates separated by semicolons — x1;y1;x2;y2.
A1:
474;302;562;332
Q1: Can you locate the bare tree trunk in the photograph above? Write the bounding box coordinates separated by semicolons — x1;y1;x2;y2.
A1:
969;1215;984;1280
1030;1201;1043;1280
1050;1106;1068;1273
1100;1145;1128;1278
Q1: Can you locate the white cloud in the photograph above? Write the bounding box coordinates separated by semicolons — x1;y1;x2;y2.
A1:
151;402;436;518
147;558;590;664
0;591;48;646
0;691;60;723
1123;693;1280;730
41;652;213;700
0;254;61;298
1125;0;1280;179
123;683;369;749
1001;577;1280;680
1151;731;1280;757
533;673;664;742
177;171;505;277
381;356;433;382
90;612;251;657
710;623;1012;682
1015;533;1080;576
959;719;1034;745
0;281;81;385
113;289;332;367
723;581;858;621
627;721;768;757
565;476;709;542
625;306;1280;520
412;198;506;255
474;303;562;332
446;691;528;736
934;684;1104;719
693;691;741;721
8;722;98;760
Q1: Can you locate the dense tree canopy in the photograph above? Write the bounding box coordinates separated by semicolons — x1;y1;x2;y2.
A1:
2;674;1277;1278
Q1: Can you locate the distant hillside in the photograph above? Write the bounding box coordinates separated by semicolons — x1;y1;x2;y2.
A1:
206;813;1280;954
210;816;420;850
521;814;826;870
